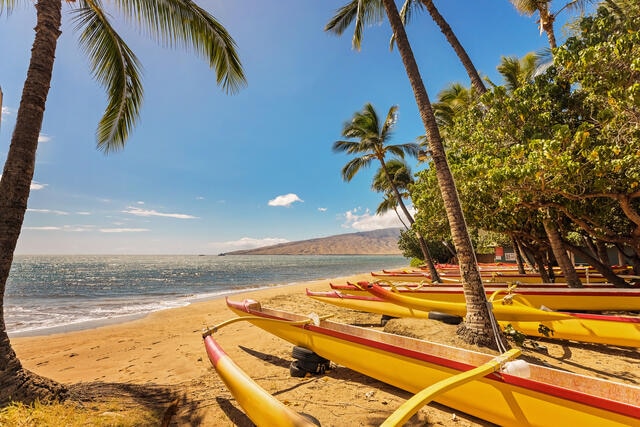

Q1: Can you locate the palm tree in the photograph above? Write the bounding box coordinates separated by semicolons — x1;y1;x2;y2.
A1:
0;0;245;405
371;158;441;277
400;1;487;94
327;2;506;349
496;52;541;92
508;0;594;49
327;0;487;94
334;104;443;277
432;82;478;128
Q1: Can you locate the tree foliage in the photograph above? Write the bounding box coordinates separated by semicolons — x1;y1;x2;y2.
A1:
412;3;640;273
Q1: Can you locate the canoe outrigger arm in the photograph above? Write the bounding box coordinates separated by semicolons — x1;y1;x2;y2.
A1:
202;313;334;338
381;348;522;427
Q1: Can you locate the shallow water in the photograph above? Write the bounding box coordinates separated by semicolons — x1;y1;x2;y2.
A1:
6;254;406;335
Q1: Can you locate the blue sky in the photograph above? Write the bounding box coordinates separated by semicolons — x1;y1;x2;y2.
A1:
0;1;581;255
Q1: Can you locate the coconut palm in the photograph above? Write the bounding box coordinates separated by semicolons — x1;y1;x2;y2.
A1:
432;82;478;128
0;0;245;405
333;104;432;265
373;161;412;228
326;0;487;94
496;52;541;92
327;2;505;349
508;0;595;49
371;158;441;277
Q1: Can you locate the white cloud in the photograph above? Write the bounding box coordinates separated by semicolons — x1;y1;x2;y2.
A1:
318;207;327;212
342;207;410;231
100;228;150;233
1;176;46;190
76;211;91;216
23;226;60;231
27;208;69;215
122;206;198;219
217;236;289;251
38;134;51;143
268;193;303;207
30;181;47;190
23;225;95;232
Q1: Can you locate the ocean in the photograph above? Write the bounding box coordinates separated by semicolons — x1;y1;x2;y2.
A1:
5;254;407;337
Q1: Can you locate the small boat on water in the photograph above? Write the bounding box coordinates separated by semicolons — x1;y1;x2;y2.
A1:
306;289;640;347
330;281;640;311
225;298;640;426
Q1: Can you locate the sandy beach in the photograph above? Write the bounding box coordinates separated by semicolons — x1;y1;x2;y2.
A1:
11;271;639;426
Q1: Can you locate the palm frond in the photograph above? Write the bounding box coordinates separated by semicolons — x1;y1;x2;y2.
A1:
509;0;540;16
110;0;245;93
73;1;143;152
380;105;398;138
0;0;20;15
325;0;385;50
332;139;360;153
325;0;359;35
342;156;375;181
390;0;422;50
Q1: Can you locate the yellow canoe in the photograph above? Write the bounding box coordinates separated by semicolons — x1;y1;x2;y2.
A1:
306;289;640;348
330;282;640;311
226;298;640;427
366;283;570;321
371;270;634;284
203;333;316;426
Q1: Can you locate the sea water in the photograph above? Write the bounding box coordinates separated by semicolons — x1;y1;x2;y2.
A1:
5;254;407;336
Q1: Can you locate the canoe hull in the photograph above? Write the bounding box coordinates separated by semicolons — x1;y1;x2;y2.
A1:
226;298;640;427
307;290;640;347
332;282;640;311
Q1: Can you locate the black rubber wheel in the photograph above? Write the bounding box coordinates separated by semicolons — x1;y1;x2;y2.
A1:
428;311;463;325
295;358;330;374
291;346;329;364
289;360;308;378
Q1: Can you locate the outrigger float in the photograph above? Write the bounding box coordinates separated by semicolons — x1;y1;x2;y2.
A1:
330;281;640;311
218;298;639;426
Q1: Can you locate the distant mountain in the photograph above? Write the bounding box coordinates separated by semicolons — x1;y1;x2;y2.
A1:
221;228;403;256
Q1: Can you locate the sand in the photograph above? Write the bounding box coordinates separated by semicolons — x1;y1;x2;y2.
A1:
11;272;640;426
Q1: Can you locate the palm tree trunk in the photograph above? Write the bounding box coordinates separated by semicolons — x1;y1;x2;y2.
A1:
420;0;486;94
416;234;440;281
381;0;505;350
0;0;68;405
510;235;526;274
541;214;582;287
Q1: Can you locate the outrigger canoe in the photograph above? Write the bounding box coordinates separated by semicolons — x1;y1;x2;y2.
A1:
306;289;640;347
371;270;640;284
330;281;640;311
226;298;640;426
203;331;317;426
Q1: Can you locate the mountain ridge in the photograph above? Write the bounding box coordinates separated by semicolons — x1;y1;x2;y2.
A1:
220;228;403;256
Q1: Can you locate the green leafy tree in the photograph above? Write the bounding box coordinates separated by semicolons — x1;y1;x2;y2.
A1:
0;0;245;405
429;4;640;284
